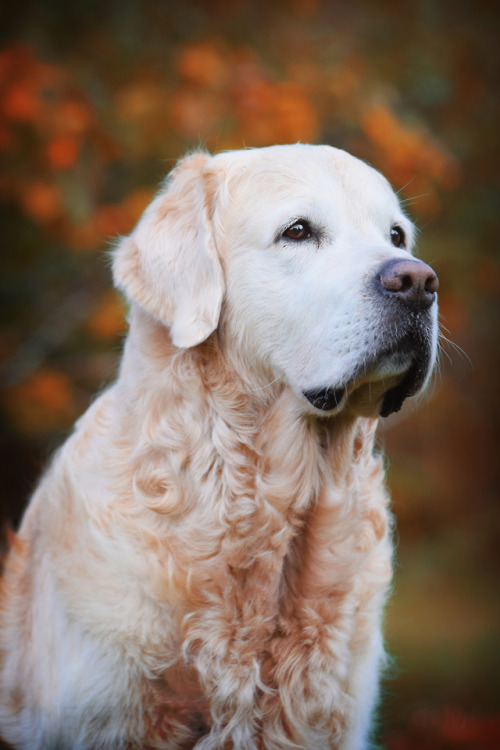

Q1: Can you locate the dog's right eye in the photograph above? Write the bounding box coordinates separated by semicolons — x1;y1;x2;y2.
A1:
282;221;313;241
390;226;406;249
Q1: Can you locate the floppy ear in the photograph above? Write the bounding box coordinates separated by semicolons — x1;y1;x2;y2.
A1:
113;152;224;349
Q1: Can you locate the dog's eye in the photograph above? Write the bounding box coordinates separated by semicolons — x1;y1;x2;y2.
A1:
390;226;406;248
283;221;313;241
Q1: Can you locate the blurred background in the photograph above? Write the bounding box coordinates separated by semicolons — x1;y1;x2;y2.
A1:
0;0;499;747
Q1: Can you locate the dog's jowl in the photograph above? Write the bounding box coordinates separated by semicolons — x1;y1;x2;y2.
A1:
0;144;438;750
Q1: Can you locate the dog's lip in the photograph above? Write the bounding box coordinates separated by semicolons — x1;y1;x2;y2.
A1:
303;376;409;418
302;353;410;415
379;363;418;417
303;356;427;418
302;328;434;418
379;359;429;417
302;385;346;412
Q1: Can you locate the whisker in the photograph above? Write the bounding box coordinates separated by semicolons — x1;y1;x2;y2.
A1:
399;193;432;205
396;175;417;196
438;331;472;365
436;312;472;366
437;340;453;366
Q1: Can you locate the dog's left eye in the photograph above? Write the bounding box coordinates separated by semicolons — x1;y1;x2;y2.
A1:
390;226;406;248
283;221;313;241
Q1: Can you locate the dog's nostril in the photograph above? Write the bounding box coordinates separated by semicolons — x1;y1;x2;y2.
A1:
425;273;439;294
378;259;439;311
400;274;413;293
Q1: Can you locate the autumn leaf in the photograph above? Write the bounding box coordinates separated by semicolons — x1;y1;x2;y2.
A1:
1;80;40;121
47;135;80;170
85;290;126;341
21;181;63;224
5;369;78;435
176;41;228;89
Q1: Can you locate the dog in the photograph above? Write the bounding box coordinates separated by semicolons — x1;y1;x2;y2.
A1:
0;144;439;749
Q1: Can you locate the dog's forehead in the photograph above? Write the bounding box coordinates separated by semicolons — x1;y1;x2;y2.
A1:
212;144;400;219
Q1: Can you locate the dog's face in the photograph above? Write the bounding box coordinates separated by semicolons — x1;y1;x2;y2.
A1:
114;144;438;419
213;145;438;418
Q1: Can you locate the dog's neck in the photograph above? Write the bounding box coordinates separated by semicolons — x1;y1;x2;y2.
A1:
118;308;378;498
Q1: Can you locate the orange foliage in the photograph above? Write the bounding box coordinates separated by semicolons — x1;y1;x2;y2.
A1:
47;135;80;169
65;223;104;253
0;124;10;149
93;204;130;238
0;45;60;125
21;181;63;223
233;79;318;145
433;706;500;746
55;99;93;135
5;369;77;435
171;43;319;147
2;80;40;121
0;44;98;230
326;62;363;101
475;258;500;294
438;291;469;337
85;290;126;341
290;0;322;15
122;188;155;224
176;41;228;89
115;81;169;122
170;91;219;140
387;705;500;749
0;40;460;240
65;188;154;253
362;103;461;190
65;205;130;253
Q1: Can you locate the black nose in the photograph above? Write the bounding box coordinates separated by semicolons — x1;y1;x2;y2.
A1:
377;259;439;311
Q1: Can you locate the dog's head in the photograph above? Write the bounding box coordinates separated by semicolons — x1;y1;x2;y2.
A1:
113;144;438;418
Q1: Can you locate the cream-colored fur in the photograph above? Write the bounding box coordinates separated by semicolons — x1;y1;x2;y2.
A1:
0;144;438;749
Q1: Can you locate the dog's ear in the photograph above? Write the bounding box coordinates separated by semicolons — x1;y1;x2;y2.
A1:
113;152;224;349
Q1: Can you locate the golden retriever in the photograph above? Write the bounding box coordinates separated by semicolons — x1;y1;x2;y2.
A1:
0;144;439;749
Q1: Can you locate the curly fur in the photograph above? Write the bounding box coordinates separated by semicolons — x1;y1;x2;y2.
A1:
0;144;438;749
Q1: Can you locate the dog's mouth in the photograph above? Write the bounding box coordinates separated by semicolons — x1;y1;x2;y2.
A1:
302;344;432;419
303;386;346;412
302;371;416;418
